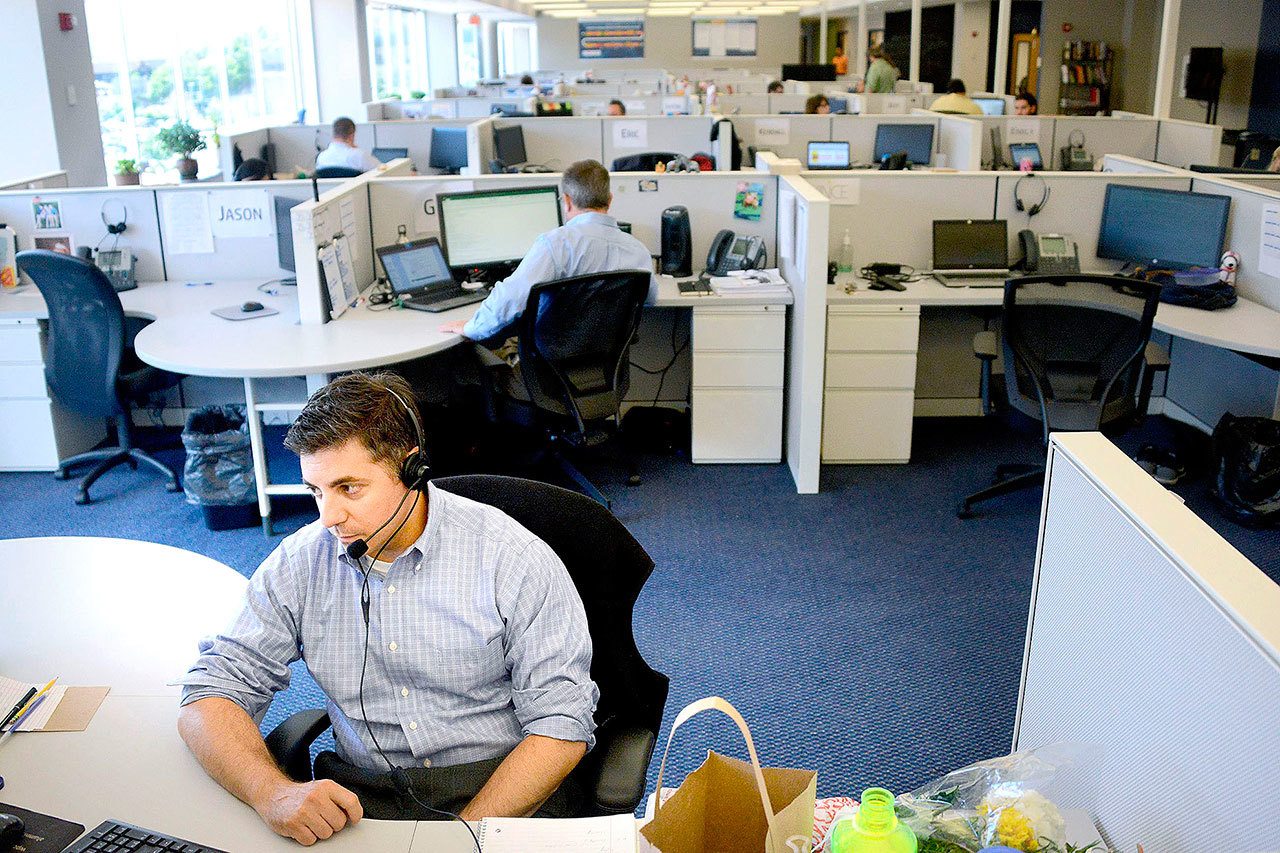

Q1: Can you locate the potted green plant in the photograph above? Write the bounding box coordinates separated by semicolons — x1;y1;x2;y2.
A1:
155;120;206;180
409;90;426;100
113;159;140;186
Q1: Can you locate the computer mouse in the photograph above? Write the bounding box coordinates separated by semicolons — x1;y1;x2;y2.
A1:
241;301;265;312
0;813;25;850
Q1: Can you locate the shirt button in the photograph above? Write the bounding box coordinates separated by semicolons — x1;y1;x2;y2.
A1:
423;758;432;768
401;687;409;697
387;585;396;594
388;641;398;651
409;721;418;730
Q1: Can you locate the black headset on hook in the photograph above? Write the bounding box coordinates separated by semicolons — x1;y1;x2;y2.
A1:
1014;173;1050;217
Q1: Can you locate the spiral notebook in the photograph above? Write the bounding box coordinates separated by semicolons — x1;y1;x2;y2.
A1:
476;814;636;852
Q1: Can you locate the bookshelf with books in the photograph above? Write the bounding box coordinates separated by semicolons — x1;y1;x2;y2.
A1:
1059;40;1113;115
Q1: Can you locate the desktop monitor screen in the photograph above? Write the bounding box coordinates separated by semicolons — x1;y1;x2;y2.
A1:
492;124;528;167
874;123;935;166
806;141;851;170
933;219;1010;270
1009;142;1043;170
437;186;563;270
974;97;1006;116
428;127;469;172
274;195;302;273
535;101;573;116
372;147;408;164
1097;184;1231;270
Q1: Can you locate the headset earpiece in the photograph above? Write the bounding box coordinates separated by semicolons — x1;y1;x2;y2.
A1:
382;385;430;489
1014;174;1049;218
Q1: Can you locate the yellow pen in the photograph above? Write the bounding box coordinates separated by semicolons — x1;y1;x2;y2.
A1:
15;676;57;719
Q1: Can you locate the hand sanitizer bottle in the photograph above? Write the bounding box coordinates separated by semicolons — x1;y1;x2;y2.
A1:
837;228;854;273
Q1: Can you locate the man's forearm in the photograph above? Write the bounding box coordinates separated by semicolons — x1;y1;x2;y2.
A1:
177;696;292;812
459;734;587;820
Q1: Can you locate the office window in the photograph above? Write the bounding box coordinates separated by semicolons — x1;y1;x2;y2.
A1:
85;0;304;182
367;4;430;100
456;15;482;87
497;21;536;78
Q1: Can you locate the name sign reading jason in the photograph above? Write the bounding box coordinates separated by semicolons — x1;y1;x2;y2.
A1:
209;190;273;238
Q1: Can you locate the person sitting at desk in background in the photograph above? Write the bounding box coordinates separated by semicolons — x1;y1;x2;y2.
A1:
805;94;831;115
832;46;849;76
930;79;985;115
1014;92;1038;115
519;74;535;85
315;117;379;173
767;80;785;94
862;46;900;93
607;99;626;116
233;158;269;181
176;372;598;845
440;159;657;351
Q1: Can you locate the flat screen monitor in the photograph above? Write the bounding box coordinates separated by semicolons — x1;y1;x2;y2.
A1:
1008;142;1043;170
874;123;935;166
974;97;1006;116
437;186;563;270
806;141;851;170
827;96;848;114
371;147;408;164
933;219;1009;270
1097;184;1231;270
782;63;837;82
274;195;301;274
428;127;468;173
492;124;528;167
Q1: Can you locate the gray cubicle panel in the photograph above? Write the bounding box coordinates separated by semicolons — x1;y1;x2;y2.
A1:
600;117;718;169
1049;116;1158;171
0;186;166;283
497;118;605;172
1214;172;1280;187
372;118;476;174
1189;177;1280;312
268;124;376;175
974;115;1057;170
223;127;270;179
1153;118;1222;169
715;94;771;115
829;115;942;167
768;93;814;115
729;115;832;162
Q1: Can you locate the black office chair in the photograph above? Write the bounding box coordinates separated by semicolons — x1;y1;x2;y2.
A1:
481;271;651;509
16;250;181;504
313;166;363;179
610;152;678;172
265;474;670;817
957;273;1163;518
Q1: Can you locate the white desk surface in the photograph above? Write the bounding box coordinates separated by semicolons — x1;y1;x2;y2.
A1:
0;537;246;697
827;274;1280;359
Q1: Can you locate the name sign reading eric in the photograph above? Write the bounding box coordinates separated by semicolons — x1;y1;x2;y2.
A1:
613;121;648;149
209;189;273;238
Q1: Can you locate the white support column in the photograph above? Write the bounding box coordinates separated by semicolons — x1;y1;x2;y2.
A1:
819;4;828;64
856;1;867;78
1152;0;1182;118
993;0;1012;94
910;0;922;83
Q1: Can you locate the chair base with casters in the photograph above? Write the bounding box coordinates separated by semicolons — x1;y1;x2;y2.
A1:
56;413;180;505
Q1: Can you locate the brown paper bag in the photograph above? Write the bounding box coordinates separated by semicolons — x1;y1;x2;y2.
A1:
640;696;817;853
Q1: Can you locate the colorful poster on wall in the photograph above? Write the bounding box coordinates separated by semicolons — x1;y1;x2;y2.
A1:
580;19;644;59
734;181;765;221
692;18;757;57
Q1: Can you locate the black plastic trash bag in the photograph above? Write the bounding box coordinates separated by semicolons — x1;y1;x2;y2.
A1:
1212;413;1280;526
182;405;258;530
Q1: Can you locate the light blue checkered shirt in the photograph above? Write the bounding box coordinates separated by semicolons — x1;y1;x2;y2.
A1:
179;482;599;770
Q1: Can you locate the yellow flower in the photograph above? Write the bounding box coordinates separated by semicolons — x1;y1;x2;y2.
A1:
995;806;1038;851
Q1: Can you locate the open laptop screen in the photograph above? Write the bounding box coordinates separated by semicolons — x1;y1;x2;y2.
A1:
377;238;455;296
806;141;851;170
1009;142;1043;170
933;220;1009;270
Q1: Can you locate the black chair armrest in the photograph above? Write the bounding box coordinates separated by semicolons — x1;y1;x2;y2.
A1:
973;330;999;415
588;725;657;814
265;709;331;782
1138;341;1171;417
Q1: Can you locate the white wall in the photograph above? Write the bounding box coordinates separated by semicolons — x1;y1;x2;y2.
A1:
313;0;372;122
535;15;801;71
428;11;460;90
0;2;60;185
1168;0;1263;129
953;0;990;90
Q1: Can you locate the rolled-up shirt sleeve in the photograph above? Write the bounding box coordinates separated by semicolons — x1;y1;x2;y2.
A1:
178;546;304;723
497;537;599;749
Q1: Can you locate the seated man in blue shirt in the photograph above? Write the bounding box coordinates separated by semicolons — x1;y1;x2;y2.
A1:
178;372;598;846
439;158;656;342
315;117;379;173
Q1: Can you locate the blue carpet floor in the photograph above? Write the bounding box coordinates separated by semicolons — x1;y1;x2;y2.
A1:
2;414;1276;805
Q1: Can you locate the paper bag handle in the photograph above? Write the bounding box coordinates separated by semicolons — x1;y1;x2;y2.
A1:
650;696;779;842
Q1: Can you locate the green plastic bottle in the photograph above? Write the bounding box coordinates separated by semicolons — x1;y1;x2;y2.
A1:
829;788;918;853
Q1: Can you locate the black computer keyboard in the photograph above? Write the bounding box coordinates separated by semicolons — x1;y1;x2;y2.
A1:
64;819;229;853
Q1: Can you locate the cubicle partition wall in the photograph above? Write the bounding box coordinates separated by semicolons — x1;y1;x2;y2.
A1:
730;115;833;162
974;115;1058;170
935;115;982;170
1099;154;1185;174
269;123;376;176
0;171;71;192
1153;117;1223;169
715;93;771;115
491;117;605;172
291;175;378;325
369;118;477;175
221;126;271;179
1048;115;1159;171
599;116;719;170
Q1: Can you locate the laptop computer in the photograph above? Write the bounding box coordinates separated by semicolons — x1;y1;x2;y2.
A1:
806;141;851;170
372;147;409;164
376;238;487;313
932;219;1013;287
1008;142;1043;171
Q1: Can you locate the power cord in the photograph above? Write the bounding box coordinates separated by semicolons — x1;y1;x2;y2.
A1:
851;263;923;293
629;311;690;408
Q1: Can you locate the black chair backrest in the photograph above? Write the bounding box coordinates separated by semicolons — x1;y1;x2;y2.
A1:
430;474;669;741
17;250;126;418
1001;273;1161;437
313;166;363;179
610;152;678;172
517;271;650;433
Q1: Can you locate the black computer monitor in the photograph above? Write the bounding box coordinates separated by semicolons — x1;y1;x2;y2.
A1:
274;195;301;275
1097;184;1232;270
874;123;935;166
492;124;528;168
782;63;837;82
436;186;563;272
974;97;1005;116
535;101;573;116
428;127;469;173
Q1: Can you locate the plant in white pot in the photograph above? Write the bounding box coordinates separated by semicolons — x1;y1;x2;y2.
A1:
156;121;206;180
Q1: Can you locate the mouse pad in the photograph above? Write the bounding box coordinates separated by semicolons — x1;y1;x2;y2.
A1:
211;305;280;321
0;802;85;852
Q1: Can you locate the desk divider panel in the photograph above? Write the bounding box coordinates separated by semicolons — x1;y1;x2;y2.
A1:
715;94;770;115
728;115;832;162
936;115;982;170
0;185;167;283
1191;176;1280;312
768;93;814;115
371;118;475;176
221;127;270;180
466;116;496;177
0;171;70;192
600;116;718;169
366;174;562;251
1049;115;1158;171
1153;118;1223;169
1099;154;1184;174
974;115;1057;170
1215;172;1280;186
291;175;377;325
491;118;604;173
829;114;942;167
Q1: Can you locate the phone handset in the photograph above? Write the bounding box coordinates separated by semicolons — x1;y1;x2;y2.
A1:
1018;229;1040;272
1018;230;1080;276
705;229;766;276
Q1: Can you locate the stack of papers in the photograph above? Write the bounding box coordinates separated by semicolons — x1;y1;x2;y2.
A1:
477;814;636;852
1;675;66;732
0;674;108;733
708;268;791;297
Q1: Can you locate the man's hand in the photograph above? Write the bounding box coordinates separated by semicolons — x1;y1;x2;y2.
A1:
255;779;364;846
439;318;468;335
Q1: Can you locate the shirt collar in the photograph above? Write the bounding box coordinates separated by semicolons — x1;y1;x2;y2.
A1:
336;483;439;575
567;211;616;228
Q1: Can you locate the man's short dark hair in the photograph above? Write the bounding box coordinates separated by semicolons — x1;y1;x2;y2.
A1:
233;158;268;181
946;78;967;94
285;372;422;476
520;74;535;85
1016;92;1038;110
332;117;356;139
608;99;626;114
562;160;611;210
767;80;784;93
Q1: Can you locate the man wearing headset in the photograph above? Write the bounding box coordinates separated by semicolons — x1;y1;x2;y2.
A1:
177;372;598;845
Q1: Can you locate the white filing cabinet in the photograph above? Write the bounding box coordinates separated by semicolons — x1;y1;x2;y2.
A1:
822;304;920;463
0;318;105;471
690;304;785;463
